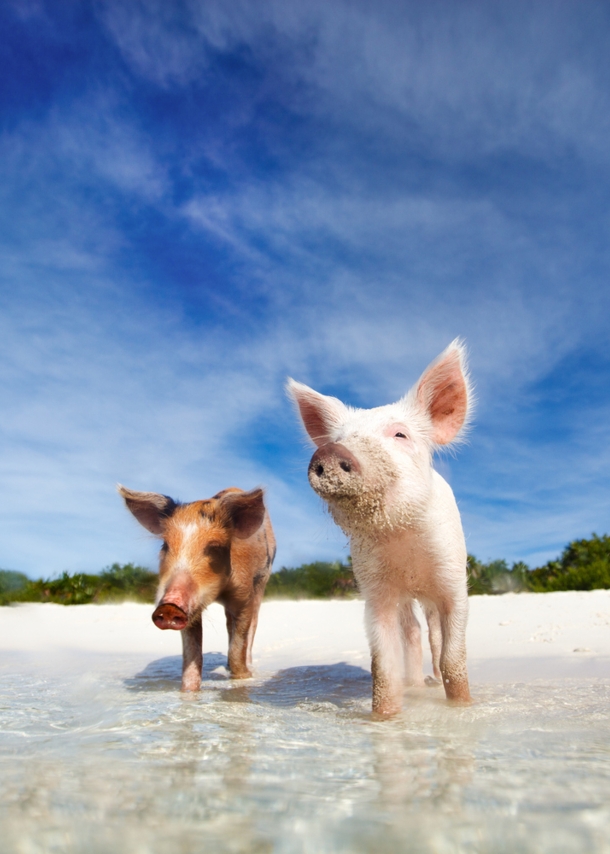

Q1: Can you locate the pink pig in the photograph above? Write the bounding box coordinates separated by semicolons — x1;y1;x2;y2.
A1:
288;340;472;716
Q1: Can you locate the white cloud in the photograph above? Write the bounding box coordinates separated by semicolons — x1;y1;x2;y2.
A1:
2;240;605;577
100;0;610;164
1;0;609;579
180;169;598;403
0;276;335;573
98;1;212;88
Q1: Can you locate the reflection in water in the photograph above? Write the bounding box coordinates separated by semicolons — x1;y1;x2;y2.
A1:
0;651;609;853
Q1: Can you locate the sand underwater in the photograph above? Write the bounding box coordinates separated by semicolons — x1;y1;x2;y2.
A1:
1;592;610;853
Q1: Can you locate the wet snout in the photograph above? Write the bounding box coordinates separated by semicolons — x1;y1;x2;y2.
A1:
308;442;362;496
152;569;198;630
152;602;189;630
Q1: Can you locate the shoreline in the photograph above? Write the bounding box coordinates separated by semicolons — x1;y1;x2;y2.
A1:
1;590;609;683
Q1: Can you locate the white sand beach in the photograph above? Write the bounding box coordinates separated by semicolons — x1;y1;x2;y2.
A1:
1;591;609;682
2;592;610;854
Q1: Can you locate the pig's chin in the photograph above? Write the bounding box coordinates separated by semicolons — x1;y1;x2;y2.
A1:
319;485;395;534
308;470;361;501
318;479;422;537
329;493;418;538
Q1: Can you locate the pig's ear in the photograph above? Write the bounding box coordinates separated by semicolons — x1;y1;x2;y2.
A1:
117;485;178;536
412;340;472;445
221;488;266;539
286;379;348;447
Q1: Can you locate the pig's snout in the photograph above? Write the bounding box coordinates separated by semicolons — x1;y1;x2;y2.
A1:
308;443;362;497
152;602;189;631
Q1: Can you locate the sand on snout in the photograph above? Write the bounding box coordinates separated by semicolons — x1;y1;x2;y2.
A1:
1;590;609;682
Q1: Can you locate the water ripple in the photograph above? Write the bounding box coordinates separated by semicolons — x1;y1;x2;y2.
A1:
1;652;609;853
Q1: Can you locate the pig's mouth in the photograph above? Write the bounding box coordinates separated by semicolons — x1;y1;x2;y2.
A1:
152;602;189;630
308;471;360;500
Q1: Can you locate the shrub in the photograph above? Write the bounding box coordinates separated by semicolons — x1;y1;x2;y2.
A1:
527;534;610;592
265;560;358;599
0;569;30;605
97;563;158;602
0;564;157;605
3;533;610;605
467;556;528;595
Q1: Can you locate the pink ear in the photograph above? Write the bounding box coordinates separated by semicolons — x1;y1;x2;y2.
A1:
287;379;348;447
415;341;471;445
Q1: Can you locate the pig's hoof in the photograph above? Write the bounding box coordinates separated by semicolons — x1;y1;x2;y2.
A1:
180;682;201;693
230;670;253;680
371;700;402;718
372;708;401;719
425;676;442;688
447;694;473;705
444;684;473;704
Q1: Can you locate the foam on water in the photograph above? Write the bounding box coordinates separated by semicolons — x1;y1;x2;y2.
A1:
1;650;609;853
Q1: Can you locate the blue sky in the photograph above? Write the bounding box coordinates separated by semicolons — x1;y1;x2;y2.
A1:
1;0;609;577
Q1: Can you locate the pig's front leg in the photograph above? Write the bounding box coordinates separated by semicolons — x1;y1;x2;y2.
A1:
180;619;203;692
438;596;471;702
366;598;405;716
226;603;255;679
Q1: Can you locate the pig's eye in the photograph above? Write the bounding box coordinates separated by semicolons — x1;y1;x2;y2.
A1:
205;543;230;575
160;542;169;552
206;542;224;552
394;432;407;439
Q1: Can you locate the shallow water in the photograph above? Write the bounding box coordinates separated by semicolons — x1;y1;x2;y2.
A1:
1;651;609;854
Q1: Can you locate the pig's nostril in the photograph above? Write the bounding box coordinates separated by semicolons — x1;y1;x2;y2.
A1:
310;443;361;483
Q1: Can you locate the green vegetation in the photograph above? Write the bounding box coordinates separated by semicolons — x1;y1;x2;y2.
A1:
0;559;358;605
264;560;357;599
0;570;30;604
0;563;157;606
467;557;530;595
467;533;610;594
1;534;609;605
526;534;610;592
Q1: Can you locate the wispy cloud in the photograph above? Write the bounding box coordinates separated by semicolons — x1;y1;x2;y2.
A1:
1;0;609;576
101;0;610;163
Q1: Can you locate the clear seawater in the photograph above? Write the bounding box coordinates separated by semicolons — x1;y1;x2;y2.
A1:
1;650;609;854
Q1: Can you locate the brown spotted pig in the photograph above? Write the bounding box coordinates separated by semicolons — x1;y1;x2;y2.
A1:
119;485;275;691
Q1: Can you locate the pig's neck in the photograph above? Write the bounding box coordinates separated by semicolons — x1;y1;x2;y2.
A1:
347;469;467;597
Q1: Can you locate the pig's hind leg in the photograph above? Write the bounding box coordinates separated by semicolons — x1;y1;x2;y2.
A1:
423;603;442;686
399;599;425;687
244;568;270;669
245;592;265;670
226;603;256;679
